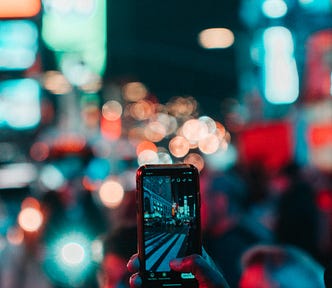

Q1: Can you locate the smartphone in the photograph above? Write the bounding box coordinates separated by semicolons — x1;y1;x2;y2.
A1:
136;164;202;288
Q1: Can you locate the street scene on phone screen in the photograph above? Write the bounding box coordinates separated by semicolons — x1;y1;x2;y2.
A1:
143;175;199;273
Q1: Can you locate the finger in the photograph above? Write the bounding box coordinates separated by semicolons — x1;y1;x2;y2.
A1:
129;272;142;288
127;253;140;273
169;254;202;273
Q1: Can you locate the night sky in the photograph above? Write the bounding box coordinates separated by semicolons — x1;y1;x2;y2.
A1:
105;0;242;120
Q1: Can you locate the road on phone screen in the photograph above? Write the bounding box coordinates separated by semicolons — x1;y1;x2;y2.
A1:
144;224;190;271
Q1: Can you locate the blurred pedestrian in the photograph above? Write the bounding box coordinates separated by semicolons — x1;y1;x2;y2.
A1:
239;244;325;288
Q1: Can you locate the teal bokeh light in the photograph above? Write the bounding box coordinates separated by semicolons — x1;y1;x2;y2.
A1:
43;230;97;287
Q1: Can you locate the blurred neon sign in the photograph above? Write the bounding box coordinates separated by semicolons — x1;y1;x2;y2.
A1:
307;123;332;171
237;121;293;171
299;0;331;12
0;0;41;18
263;26;299;104
0;20;38;71
302;29;332;101
0;79;41;129
41;0;106;76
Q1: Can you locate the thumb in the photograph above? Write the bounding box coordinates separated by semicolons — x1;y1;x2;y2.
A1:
169;255;202;273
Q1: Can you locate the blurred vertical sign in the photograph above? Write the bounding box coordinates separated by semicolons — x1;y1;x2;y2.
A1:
302;29;332;101
0;0;42;130
41;0;107;76
0;0;41;71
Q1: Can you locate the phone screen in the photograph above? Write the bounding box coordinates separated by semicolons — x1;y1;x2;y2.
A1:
137;164;201;287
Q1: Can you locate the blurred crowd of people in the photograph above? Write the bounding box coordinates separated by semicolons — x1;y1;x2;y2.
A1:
0;158;331;288
98;158;332;288
198;163;332;287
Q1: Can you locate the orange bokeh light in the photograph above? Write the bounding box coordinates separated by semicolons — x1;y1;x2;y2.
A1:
21;197;40;210
144;121;166;142
169;136;190;158
102;100;123;121
199;134;220;154
18;207;43;232
123;82;148;102
7;227;24;246
136;141;158;156
98;180;124;208
182;119;209;142
184;153;204;172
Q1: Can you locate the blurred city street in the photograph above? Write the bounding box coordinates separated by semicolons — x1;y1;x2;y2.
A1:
0;1;331;287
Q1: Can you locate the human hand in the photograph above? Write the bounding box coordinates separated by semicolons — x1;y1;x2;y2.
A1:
126;248;230;288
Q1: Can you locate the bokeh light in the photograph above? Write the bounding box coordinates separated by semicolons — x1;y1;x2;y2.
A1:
169;136;190;158
21;197;41;210
0;163;38;189
136;140;158;156
156;113;178;135
205;144;237;171
144;121;166;142
129;100;155;120
98;179;125;208
198;28;235;49
40;164;66;190
137;149;159;165
61;242;85;266
157;150;173;164
91;238;103;262
166;96;197;117
184;153;204;172
43;70;72;95
182;119;209;143
198;134;220;155
123;81;148;102
7;227;24;246
262;0;288;18
30;141;50;162
102;100;123;121
18;207;43;232
43;230;94;287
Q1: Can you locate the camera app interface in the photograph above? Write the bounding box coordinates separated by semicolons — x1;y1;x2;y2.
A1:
142;173;199;275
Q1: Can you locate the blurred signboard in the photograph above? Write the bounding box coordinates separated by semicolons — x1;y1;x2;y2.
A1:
0;20;38;71
307;123;332;171
41;0;107;76
0;0;41;18
302;29;332;101
236;121;293;172
0;79;41;129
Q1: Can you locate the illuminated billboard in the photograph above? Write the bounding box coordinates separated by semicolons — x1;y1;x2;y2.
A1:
41;0;107;76
0;20;38;71
0;0;41;18
0;79;41;129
